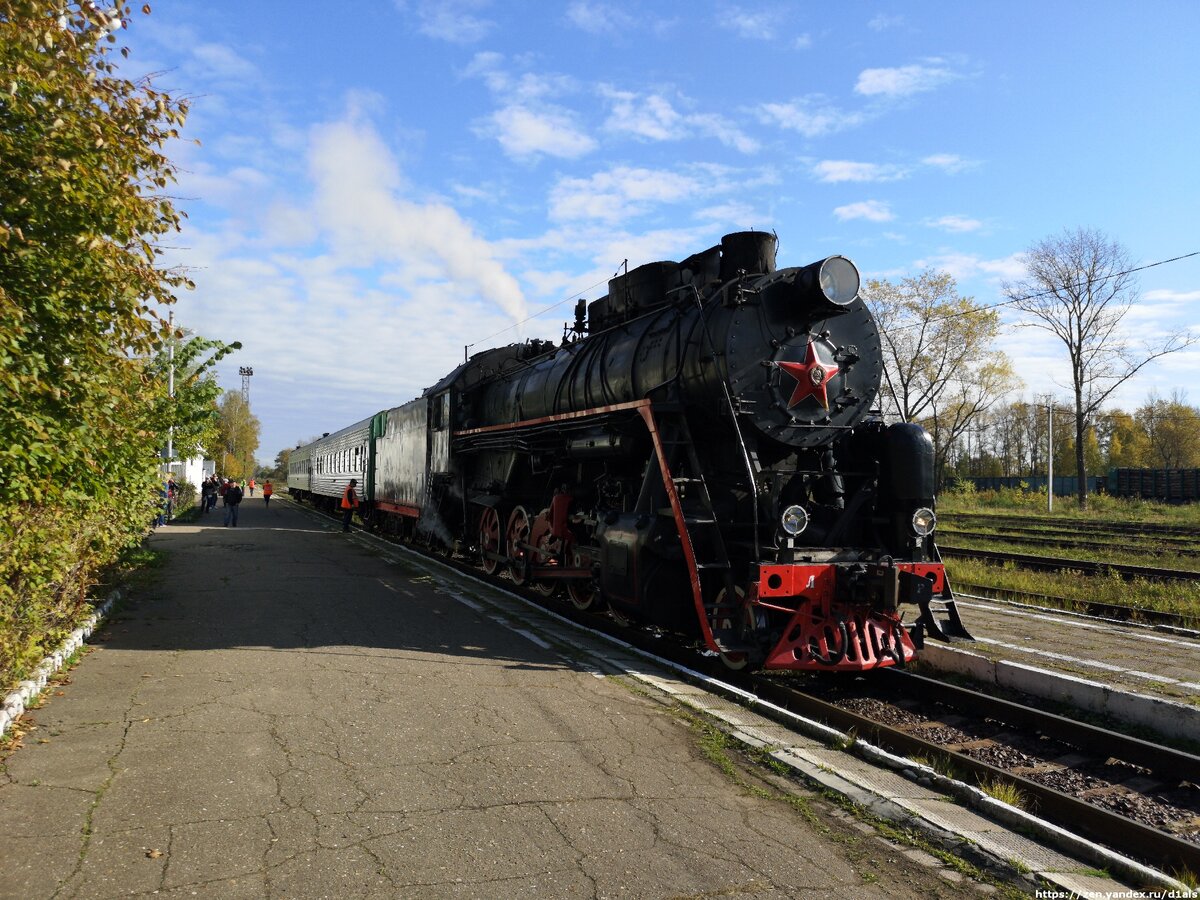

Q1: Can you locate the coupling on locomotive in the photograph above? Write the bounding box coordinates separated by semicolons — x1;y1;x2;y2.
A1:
288;231;971;671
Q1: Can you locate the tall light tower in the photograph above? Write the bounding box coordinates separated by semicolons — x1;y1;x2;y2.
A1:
239;366;253;405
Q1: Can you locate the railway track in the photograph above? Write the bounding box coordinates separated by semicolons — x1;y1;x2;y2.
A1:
940;528;1200;559
945;513;1200;540
952;582;1200;632
754;671;1200;878
938;544;1200;583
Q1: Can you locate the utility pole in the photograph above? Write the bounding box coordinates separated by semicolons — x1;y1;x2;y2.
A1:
166;311;175;472
1046;399;1054;513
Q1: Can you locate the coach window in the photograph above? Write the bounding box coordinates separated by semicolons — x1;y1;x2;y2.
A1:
433;393;449;431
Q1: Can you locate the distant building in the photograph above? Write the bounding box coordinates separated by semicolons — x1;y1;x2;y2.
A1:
165;455;214;487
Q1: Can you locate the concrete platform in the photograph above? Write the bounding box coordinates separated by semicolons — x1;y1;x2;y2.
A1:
1;497;1009;899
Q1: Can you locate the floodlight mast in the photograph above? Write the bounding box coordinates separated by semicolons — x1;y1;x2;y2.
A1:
239;366;253;405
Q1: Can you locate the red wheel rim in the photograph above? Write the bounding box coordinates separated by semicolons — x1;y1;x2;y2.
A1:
506;506;530;585
479;507;501;575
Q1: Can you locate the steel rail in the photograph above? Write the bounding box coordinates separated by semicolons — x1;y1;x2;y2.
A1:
879;670;1200;782
953;583;1199;632
940;529;1200;558
944;513;1200;539
751;676;1200;877
938;545;1200;583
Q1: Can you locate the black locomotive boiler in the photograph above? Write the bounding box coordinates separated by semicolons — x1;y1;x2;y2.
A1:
289;231;969;670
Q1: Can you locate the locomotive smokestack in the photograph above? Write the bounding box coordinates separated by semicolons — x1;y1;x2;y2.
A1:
719;231;777;282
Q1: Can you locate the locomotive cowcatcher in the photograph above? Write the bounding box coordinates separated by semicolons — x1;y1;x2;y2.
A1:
289;231;970;671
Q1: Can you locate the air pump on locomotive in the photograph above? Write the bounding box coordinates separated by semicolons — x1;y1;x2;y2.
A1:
290;231;970;671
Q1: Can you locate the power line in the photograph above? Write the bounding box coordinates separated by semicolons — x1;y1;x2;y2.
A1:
464;273;613;355
868;249;1200;334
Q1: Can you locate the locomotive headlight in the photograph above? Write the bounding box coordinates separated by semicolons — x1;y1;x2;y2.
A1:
781;504;809;536
818;256;860;305
911;507;937;537
795;256;861;312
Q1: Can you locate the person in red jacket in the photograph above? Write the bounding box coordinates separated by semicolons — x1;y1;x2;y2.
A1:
341;479;358;532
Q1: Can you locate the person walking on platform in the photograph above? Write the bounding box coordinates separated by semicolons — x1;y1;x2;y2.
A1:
262;480;273;507
199;477;213;514
248;478;256;497
207;476;220;511
223;479;244;527
341;479;359;532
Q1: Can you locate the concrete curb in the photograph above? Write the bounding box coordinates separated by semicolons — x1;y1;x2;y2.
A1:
919;643;1200;743
0;589;121;742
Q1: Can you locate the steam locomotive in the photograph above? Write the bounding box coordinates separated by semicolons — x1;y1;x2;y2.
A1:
288;231;969;670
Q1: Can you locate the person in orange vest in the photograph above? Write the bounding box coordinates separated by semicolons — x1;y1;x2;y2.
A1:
341;479;359;532
248;477;256;496
262;480;273;507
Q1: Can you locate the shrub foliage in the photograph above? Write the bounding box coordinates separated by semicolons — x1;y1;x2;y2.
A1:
0;2;230;687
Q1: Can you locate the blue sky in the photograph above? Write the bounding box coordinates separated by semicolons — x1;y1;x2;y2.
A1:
119;2;1200;464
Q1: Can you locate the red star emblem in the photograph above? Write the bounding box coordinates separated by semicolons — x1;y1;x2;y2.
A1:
777;342;838;409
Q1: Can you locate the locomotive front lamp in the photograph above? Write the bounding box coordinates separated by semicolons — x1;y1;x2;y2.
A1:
793;255;861;312
781;504;810;536
818;256;860;305
911;507;937;537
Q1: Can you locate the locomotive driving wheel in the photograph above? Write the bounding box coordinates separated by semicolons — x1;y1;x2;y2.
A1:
506;506;531;586
528;515;561;597
711;585;750;671
565;548;601;611
478;507;502;575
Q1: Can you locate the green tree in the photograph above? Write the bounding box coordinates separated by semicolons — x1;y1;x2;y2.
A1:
0;3;203;687
150;333;241;463
865;270;1018;486
1138;393;1200;468
1101;410;1150;469
264;447;292;482
1003;228;1197;507
0;1;191;502
208;392;260;480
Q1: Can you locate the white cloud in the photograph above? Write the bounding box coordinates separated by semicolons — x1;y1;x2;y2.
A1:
812;159;907;182
405;0;494;43
549;166;703;222
306;115;526;318
566;0;635;33
1144;288;1200;304
793;33;813;49
721;5;778;39
602;88;681;140
867;14;905;32
603;87;758;153
189;43;258;82
695;201;768;226
756;98;864;138
923;153;979;174
833;200;894;223
855;61;958;97
914;251;1026;283
927;215;983;233
464;52;576;101
488;105;596;160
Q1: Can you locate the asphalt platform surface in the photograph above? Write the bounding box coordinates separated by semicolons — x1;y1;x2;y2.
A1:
0;497;994;898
